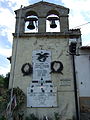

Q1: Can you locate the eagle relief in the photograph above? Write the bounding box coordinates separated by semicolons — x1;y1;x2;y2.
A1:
36;52;49;62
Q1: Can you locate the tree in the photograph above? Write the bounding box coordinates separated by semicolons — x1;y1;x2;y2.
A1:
4;73;10;89
0;73;10;89
0;75;5;88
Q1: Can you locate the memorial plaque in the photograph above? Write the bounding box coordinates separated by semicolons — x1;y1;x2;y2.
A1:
32;50;51;82
27;50;57;107
27;86;57;107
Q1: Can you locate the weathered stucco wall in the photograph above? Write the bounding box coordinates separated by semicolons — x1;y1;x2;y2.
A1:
9;35;75;119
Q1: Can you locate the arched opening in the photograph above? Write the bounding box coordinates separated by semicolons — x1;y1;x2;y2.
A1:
46;14;60;32
25;11;38;33
46;10;60;32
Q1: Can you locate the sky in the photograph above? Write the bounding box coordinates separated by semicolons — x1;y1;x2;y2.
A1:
0;0;90;76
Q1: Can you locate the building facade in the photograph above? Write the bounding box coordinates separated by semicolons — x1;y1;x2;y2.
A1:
9;1;81;119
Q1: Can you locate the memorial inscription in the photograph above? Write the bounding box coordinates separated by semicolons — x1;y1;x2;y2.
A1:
27;86;57;107
32;50;51;82
27;50;57;107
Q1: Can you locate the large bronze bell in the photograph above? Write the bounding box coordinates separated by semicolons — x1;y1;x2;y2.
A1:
25;17;38;30
47;17;59;29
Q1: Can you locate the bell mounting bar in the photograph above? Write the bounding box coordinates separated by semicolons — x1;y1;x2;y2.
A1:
25;17;38;22
47;17;59;21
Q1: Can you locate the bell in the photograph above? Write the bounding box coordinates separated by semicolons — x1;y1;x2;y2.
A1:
47;17;59;29
27;20;35;30
50;20;57;28
25;17;38;30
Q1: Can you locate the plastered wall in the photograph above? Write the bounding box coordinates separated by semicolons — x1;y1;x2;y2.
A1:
9;35;75;119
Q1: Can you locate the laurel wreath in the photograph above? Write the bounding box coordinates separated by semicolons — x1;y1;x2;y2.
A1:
51;61;63;74
21;63;33;76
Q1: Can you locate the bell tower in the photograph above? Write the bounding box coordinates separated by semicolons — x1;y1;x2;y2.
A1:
15;1;69;34
9;1;81;120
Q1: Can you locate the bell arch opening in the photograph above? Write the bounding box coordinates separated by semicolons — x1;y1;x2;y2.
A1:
46;10;60;32
46;14;60;32
25;11;38;33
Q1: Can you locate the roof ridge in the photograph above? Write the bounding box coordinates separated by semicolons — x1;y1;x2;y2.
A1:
17;1;69;11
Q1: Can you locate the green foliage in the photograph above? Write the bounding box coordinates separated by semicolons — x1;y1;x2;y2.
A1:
0;73;9;89
12;87;26;110
54;112;60;120
0;75;5;87
4;73;10;89
0;95;7;114
0;116;6;120
25;114;39;120
0;87;26;117
5;87;26;110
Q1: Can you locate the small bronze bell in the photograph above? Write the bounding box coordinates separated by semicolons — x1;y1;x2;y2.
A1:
27;20;35;30
47;17;59;29
50;19;57;28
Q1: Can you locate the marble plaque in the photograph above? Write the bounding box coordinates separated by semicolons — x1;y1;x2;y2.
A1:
32;50;51;81
27;86;57;107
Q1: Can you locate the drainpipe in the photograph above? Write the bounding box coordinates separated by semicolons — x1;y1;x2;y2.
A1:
72;54;80;120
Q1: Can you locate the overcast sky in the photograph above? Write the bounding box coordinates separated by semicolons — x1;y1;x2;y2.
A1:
0;0;90;76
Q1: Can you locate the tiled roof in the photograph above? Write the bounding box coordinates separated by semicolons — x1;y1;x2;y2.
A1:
80;46;90;50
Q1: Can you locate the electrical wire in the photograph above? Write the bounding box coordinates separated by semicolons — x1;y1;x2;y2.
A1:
71;22;90;29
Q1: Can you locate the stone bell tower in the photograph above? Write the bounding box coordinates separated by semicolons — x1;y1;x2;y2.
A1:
9;1;81;120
